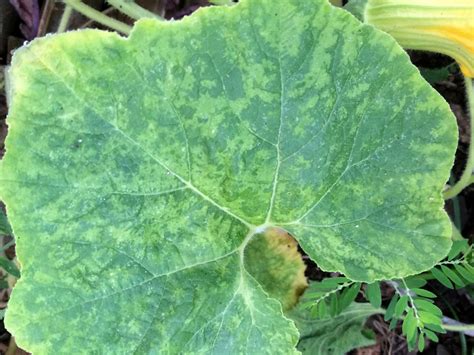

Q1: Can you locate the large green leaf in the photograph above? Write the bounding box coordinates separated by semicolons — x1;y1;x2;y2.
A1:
0;0;457;352
289;302;380;354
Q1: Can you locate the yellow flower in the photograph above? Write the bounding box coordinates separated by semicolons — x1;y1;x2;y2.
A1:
364;0;474;77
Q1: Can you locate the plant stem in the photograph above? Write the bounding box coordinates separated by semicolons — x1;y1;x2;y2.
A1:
401;278;421;324
57;5;73;32
438;293;468;355
314;281;355;304
437;258;469;266
209;0;235;5
5;337;16;355
376;306;474;333
444;77;474;199
62;0;132;34
450;175;462;229
442;324;474;332
1;239;15;252
80;7;115;29
106;0;162;20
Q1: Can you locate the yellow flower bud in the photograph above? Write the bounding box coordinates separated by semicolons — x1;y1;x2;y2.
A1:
365;0;474;77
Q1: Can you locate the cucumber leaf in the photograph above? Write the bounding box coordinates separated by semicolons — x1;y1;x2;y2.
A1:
0;0;457;352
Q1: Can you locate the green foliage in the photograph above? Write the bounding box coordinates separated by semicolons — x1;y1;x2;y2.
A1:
365;282;381;308
0;0;458;352
454;263;474;283
448;239;469;261
384;279;445;351
419;64;458;85
300;278;362;319
0;209;19;280
0;209;11;236
388;241;473;352
431;267;453;288
384;293;398;321
0;209;20;320
0;258;20;279
384;241;473;352
289;302;378;355
307;237;474;352
431;241;473;289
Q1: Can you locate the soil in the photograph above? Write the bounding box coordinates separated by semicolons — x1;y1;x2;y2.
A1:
0;1;472;354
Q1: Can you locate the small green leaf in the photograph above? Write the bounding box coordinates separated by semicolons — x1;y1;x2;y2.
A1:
454;264;474;283
0;210;11;236
411;288;436;299
384;294;399;321
309;277;349;292
366;282;381;308
407;331;418;352
440;265;465;287
394;295;409;318
418;332;425;352
302;293;323;301
402;308;417;342
447;240;469;260
418;311;442;326
389;317;398;330
424;323;447;334
413;299;443;316
290;303;379;355
424;329;439;342
431;267;454;288
403;277;427;289
415;297;434;304
320;277;350;287
0;258;20;278
339;282;361;311
329;293;340;317
463;263;474;274
318;299;328;318
300;300;316;309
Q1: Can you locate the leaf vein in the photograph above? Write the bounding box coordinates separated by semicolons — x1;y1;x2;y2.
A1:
31;50;253;228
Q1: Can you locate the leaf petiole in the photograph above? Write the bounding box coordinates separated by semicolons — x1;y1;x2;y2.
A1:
62;0;132;34
106;0;163;21
444;77;474;199
0;239;15;252
441;323;474;333
57;5;73;33
377;308;474;333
